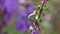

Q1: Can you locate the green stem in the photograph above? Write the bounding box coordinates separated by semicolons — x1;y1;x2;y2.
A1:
38;4;44;22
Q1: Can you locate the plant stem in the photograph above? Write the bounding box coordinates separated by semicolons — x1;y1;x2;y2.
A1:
38;4;44;22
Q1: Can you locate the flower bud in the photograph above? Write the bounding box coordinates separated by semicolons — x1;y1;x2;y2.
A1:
41;0;46;4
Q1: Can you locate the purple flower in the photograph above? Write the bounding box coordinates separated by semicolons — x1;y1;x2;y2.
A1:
27;19;33;28
31;30;39;34
16;4;34;32
5;0;18;13
5;0;18;22
16;19;27;32
16;12;33;32
1;21;6;27
4;12;11;22
0;0;5;10
41;0;46;4
0;0;5;4
18;12;28;20
27;5;34;15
